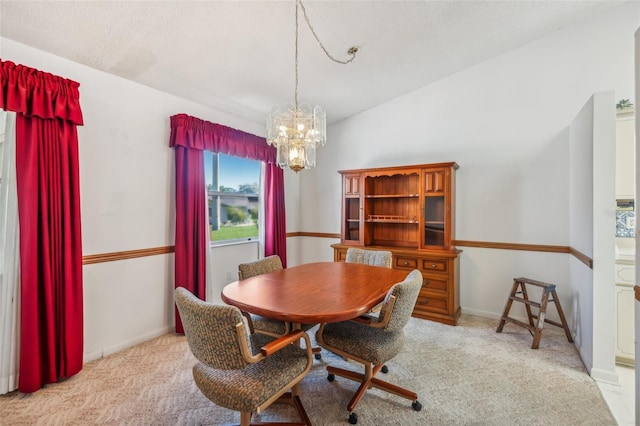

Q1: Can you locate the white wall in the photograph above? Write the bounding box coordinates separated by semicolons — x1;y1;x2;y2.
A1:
591;91;617;383
568;92;617;383
569;97;595;373
295;1;638;358
0;37;295;362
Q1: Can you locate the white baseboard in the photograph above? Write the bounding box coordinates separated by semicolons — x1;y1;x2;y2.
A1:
83;350;103;363
82;326;172;364
461;307;502;320
591;367;620;385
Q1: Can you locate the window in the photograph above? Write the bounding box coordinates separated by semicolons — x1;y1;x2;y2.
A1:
204;152;262;245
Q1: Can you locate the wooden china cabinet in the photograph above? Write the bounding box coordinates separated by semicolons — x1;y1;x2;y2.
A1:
332;162;461;325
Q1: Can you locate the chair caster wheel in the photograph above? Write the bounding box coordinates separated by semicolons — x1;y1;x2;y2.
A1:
381;365;389;374
348;412;358;424
412;401;422;411
327;373;335;382
315;353;322;360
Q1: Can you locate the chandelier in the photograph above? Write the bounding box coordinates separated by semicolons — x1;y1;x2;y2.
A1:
267;0;358;173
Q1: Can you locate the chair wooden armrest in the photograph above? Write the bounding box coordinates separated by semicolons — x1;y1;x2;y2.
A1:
348;295;398;328
260;330;306;356
356;295;397;329
237;325;312;364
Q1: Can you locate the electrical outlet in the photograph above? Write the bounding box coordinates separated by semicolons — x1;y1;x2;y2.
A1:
226;272;235;283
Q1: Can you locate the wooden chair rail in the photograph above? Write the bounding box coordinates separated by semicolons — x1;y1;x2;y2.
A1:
82;246;174;265
81;238;593;268
454;240;593;269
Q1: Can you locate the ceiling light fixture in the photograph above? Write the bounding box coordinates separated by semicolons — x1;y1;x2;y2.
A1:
267;0;358;173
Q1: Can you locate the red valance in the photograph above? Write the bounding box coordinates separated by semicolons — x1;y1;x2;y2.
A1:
0;59;83;125
170;113;275;163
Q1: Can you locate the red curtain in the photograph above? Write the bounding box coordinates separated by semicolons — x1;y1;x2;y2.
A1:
170;114;275;161
172;146;207;333
169;114;287;332
264;164;287;267
1;59;84;393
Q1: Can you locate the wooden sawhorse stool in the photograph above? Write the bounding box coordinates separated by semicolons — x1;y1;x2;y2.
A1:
496;277;573;349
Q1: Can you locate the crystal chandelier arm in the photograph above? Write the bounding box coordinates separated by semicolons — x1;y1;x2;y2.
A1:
298;0;359;65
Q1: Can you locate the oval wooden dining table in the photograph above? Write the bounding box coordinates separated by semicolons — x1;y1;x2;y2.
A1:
221;261;411;324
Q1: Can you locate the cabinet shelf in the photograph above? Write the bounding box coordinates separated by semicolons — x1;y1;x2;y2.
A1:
367;215;418;223
365;194;419;199
366;221;419;224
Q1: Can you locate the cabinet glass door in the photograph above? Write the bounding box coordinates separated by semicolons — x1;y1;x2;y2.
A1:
424;195;445;247
342;173;362;244
344;197;361;243
422;168;447;249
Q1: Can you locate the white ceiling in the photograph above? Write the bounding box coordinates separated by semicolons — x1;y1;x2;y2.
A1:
0;0;625;126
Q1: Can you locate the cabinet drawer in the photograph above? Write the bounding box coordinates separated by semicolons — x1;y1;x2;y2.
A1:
421;259;447;273
414;292;449;315
395;256;418;269
421;274;449;293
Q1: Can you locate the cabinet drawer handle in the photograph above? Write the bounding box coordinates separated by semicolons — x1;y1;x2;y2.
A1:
431;263;437;268
403;261;409;266
423;279;430;286
422;298;430;304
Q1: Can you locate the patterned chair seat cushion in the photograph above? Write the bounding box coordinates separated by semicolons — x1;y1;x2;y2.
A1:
192;334;309;413
320;320;404;366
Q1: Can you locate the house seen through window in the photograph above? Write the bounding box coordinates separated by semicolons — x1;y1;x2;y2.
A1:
204;152;261;245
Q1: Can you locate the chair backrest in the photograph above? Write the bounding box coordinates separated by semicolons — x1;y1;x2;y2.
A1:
238;255;283;280
345;248;392;268
377;269;422;332
174;287;251;370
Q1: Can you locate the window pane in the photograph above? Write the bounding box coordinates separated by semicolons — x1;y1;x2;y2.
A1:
204;152;261;244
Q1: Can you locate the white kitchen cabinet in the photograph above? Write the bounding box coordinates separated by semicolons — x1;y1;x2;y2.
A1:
615;261;635;366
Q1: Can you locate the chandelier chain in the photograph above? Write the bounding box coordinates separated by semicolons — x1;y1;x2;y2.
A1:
298;0;358;65
295;0;299;109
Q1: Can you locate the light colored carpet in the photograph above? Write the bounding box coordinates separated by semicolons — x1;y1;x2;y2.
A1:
0;315;616;425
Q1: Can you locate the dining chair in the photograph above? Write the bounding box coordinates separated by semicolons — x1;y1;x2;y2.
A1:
175;287;313;426
315;269;423;425
345;248;392;315
238;255;290;338
238;255;322;359
345;247;392;268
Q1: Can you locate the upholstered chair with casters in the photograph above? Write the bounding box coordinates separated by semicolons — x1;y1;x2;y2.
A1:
345;248;392;316
316;269;423;425
345;247;392;268
175;287;313;426
238;255;290;338
238;255;323;360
